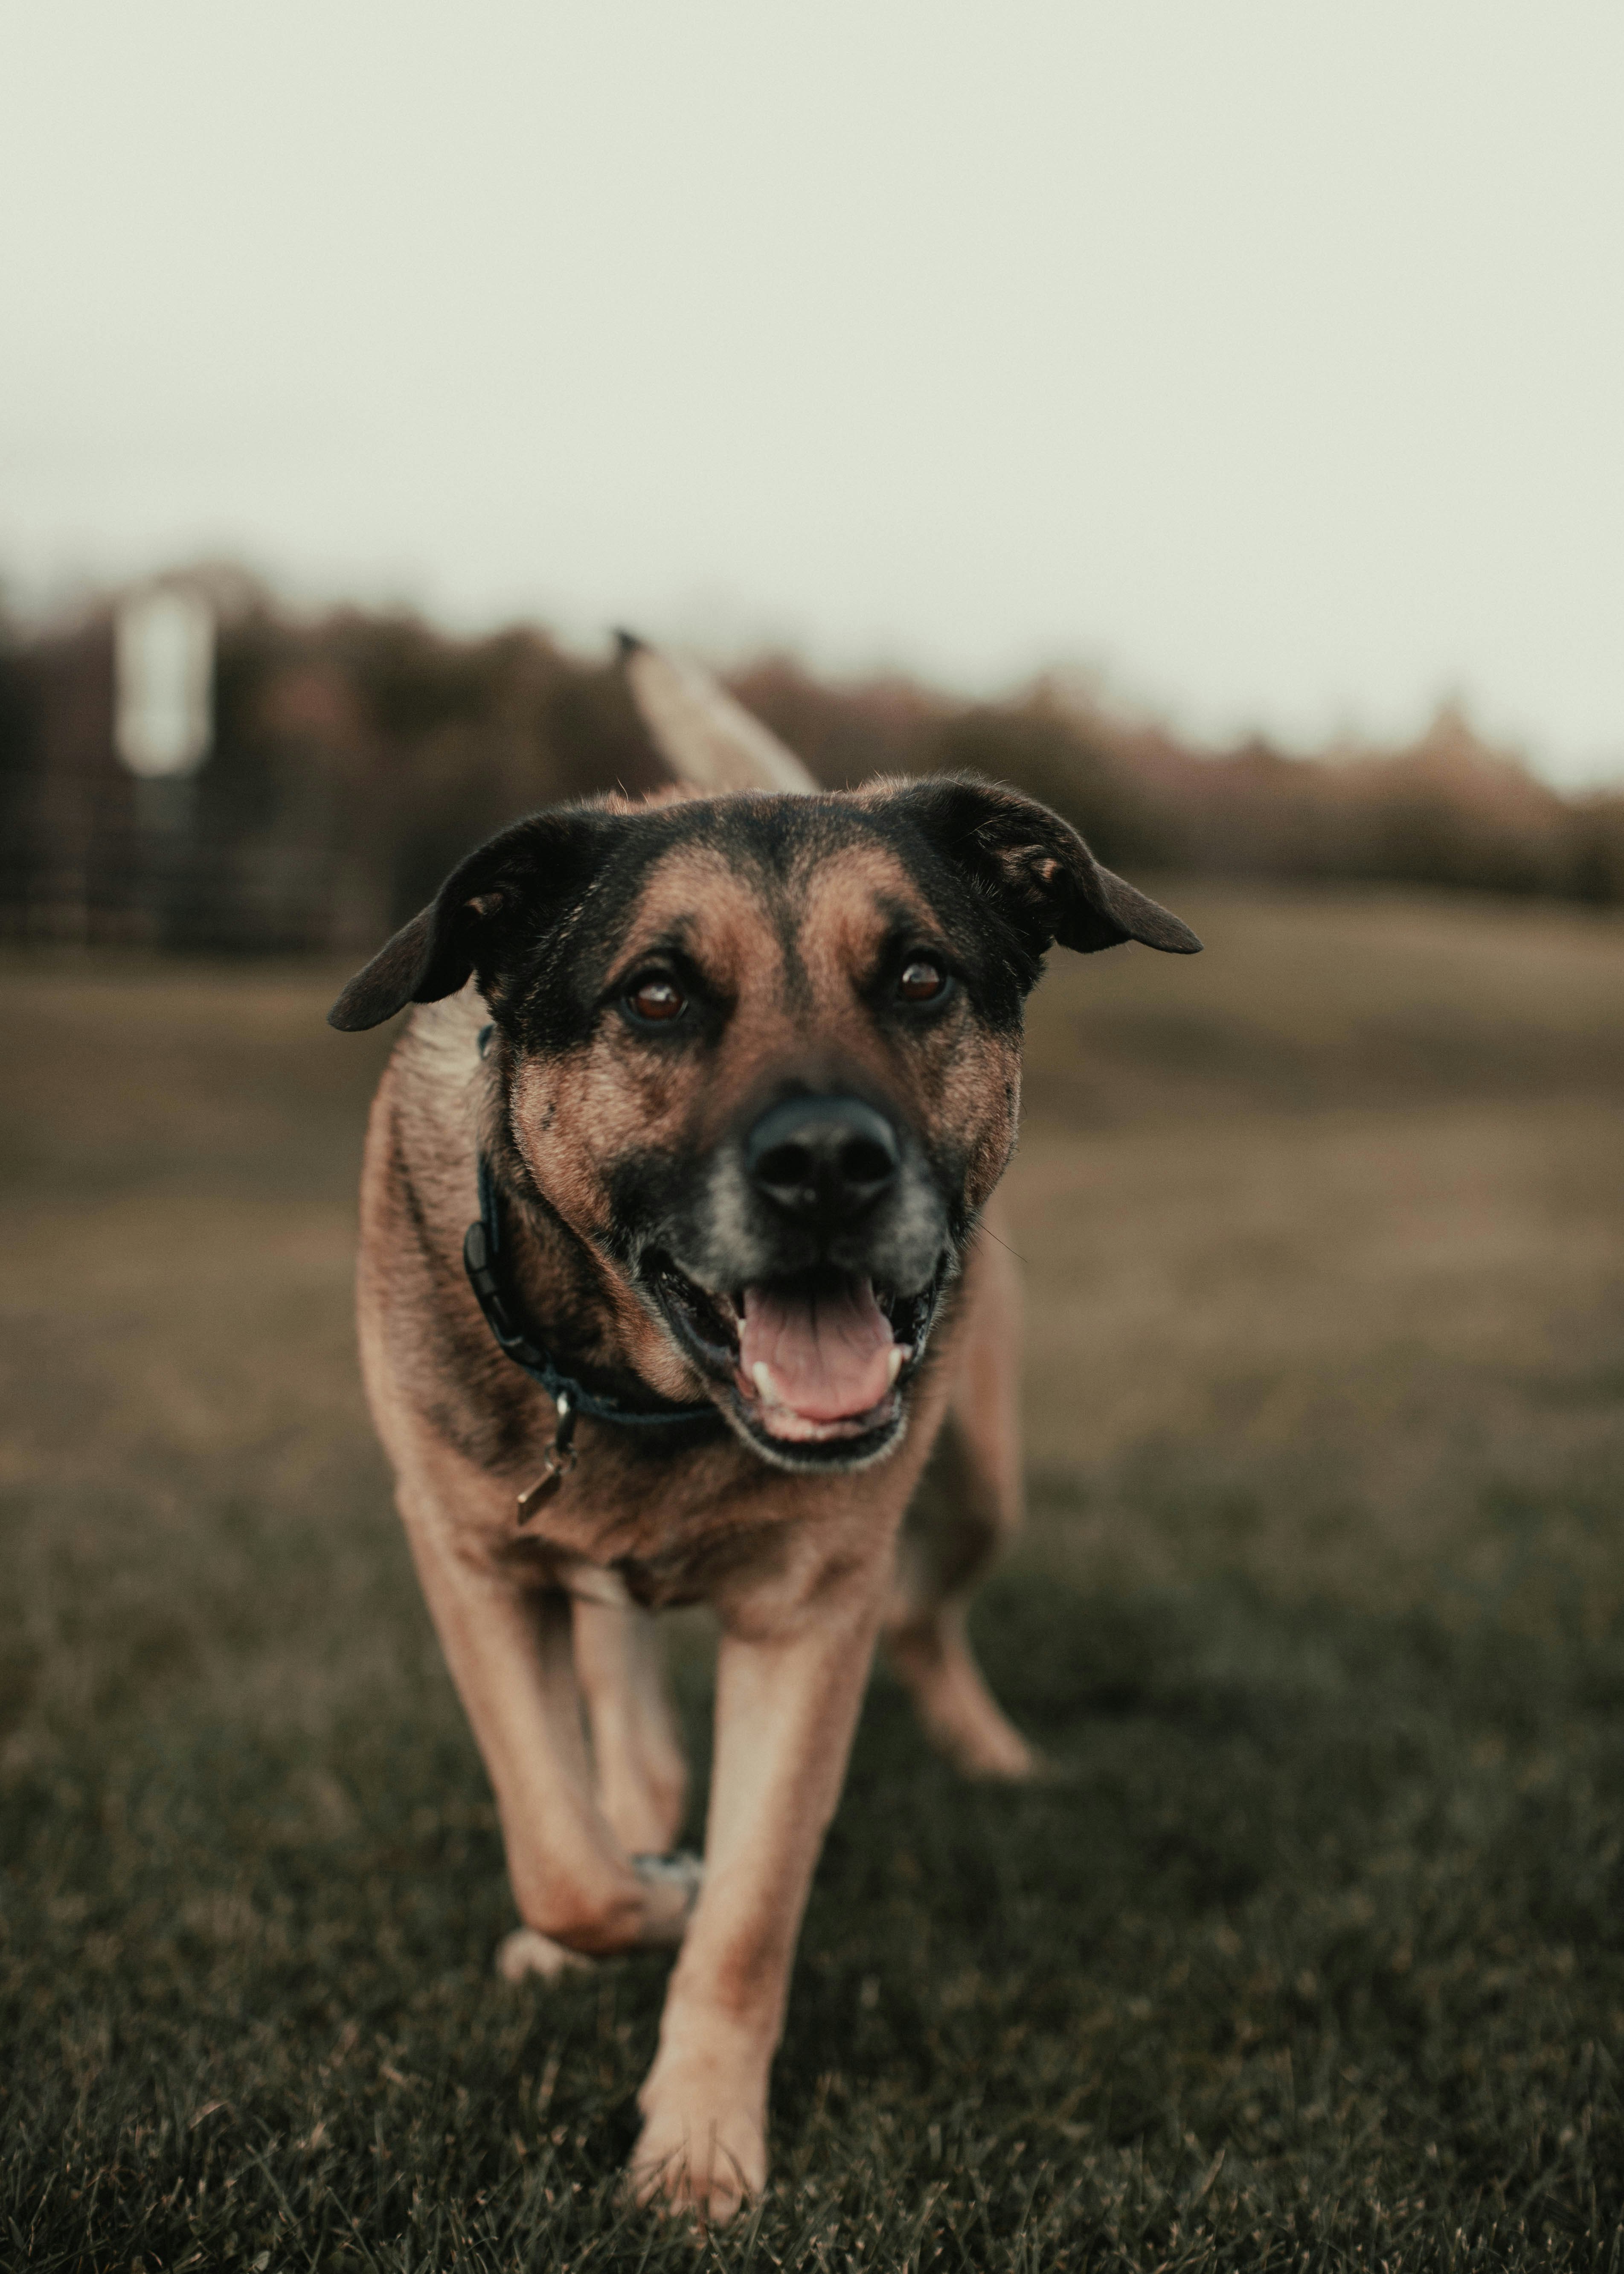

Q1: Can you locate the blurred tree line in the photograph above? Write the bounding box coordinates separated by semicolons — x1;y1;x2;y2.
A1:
3;574;1621;953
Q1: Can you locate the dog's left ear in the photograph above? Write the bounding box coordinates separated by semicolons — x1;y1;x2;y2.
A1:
898;776;1201;959
328;811;598;1031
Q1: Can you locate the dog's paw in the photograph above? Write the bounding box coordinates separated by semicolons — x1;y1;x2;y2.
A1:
629;2078;766;2228
959;1722;1048;1781
623;1849;703;1947
495;1927;596;1984
631;1848;704;1902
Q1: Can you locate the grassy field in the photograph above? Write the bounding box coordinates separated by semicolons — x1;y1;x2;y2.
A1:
3;881;1624;2271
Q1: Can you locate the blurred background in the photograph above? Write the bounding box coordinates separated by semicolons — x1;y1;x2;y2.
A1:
4;6;1624;2265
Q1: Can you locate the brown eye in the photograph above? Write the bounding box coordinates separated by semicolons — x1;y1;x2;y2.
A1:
627;975;686;1023
898;958;947;1003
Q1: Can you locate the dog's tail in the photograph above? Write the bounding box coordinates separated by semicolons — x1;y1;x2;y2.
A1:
617;630;816;796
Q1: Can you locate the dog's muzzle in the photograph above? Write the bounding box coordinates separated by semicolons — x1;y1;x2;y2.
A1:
645;1093;950;1471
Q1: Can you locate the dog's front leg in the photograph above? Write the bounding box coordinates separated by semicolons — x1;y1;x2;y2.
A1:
571;1591;689;1858
630;1549;888;2224
399;1495;693;1961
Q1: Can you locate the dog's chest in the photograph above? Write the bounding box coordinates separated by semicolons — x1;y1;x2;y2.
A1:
509;1434;805;1607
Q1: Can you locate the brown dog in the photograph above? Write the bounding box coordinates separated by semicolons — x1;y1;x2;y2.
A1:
328;643;1199;2220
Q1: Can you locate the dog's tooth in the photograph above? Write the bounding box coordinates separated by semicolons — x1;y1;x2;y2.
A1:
751;1361;784;1407
885;1345;904;1387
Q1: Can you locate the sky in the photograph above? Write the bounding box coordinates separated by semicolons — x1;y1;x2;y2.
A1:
3;3;1621;784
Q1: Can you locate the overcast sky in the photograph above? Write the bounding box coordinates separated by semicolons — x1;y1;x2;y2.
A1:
4;3;1621;782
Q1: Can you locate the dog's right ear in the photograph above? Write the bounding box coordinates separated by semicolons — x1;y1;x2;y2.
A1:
327;812;596;1031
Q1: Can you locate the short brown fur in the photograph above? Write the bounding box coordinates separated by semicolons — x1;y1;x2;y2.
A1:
334;650;1198;2222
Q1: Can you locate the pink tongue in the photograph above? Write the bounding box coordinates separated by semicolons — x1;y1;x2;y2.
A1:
739;1278;896;1422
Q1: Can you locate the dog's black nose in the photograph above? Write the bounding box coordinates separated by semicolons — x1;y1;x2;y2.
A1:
746;1096;900;1224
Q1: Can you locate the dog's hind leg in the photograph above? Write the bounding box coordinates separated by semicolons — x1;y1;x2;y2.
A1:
883;1210;1039;1780
572;1593;689;1859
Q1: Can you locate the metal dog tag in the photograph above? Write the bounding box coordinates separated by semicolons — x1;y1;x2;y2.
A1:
516;1393;578;1526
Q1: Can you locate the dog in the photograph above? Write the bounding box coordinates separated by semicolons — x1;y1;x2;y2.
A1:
328;640;1200;2220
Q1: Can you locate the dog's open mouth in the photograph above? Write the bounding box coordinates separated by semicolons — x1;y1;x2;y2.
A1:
649;1258;935;1458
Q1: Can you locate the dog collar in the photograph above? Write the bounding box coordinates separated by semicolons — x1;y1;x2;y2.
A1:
464;1153;714;1428
464;1140;720;1518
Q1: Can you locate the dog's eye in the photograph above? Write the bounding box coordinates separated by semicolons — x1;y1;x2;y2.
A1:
626;975;686;1024
897;958;948;1003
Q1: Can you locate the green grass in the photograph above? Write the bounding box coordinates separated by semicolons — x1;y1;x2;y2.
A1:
4;884;1624;2269
9;1586;1624;2270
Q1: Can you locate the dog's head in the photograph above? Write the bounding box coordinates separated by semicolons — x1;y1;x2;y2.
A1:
331;779;1198;1471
